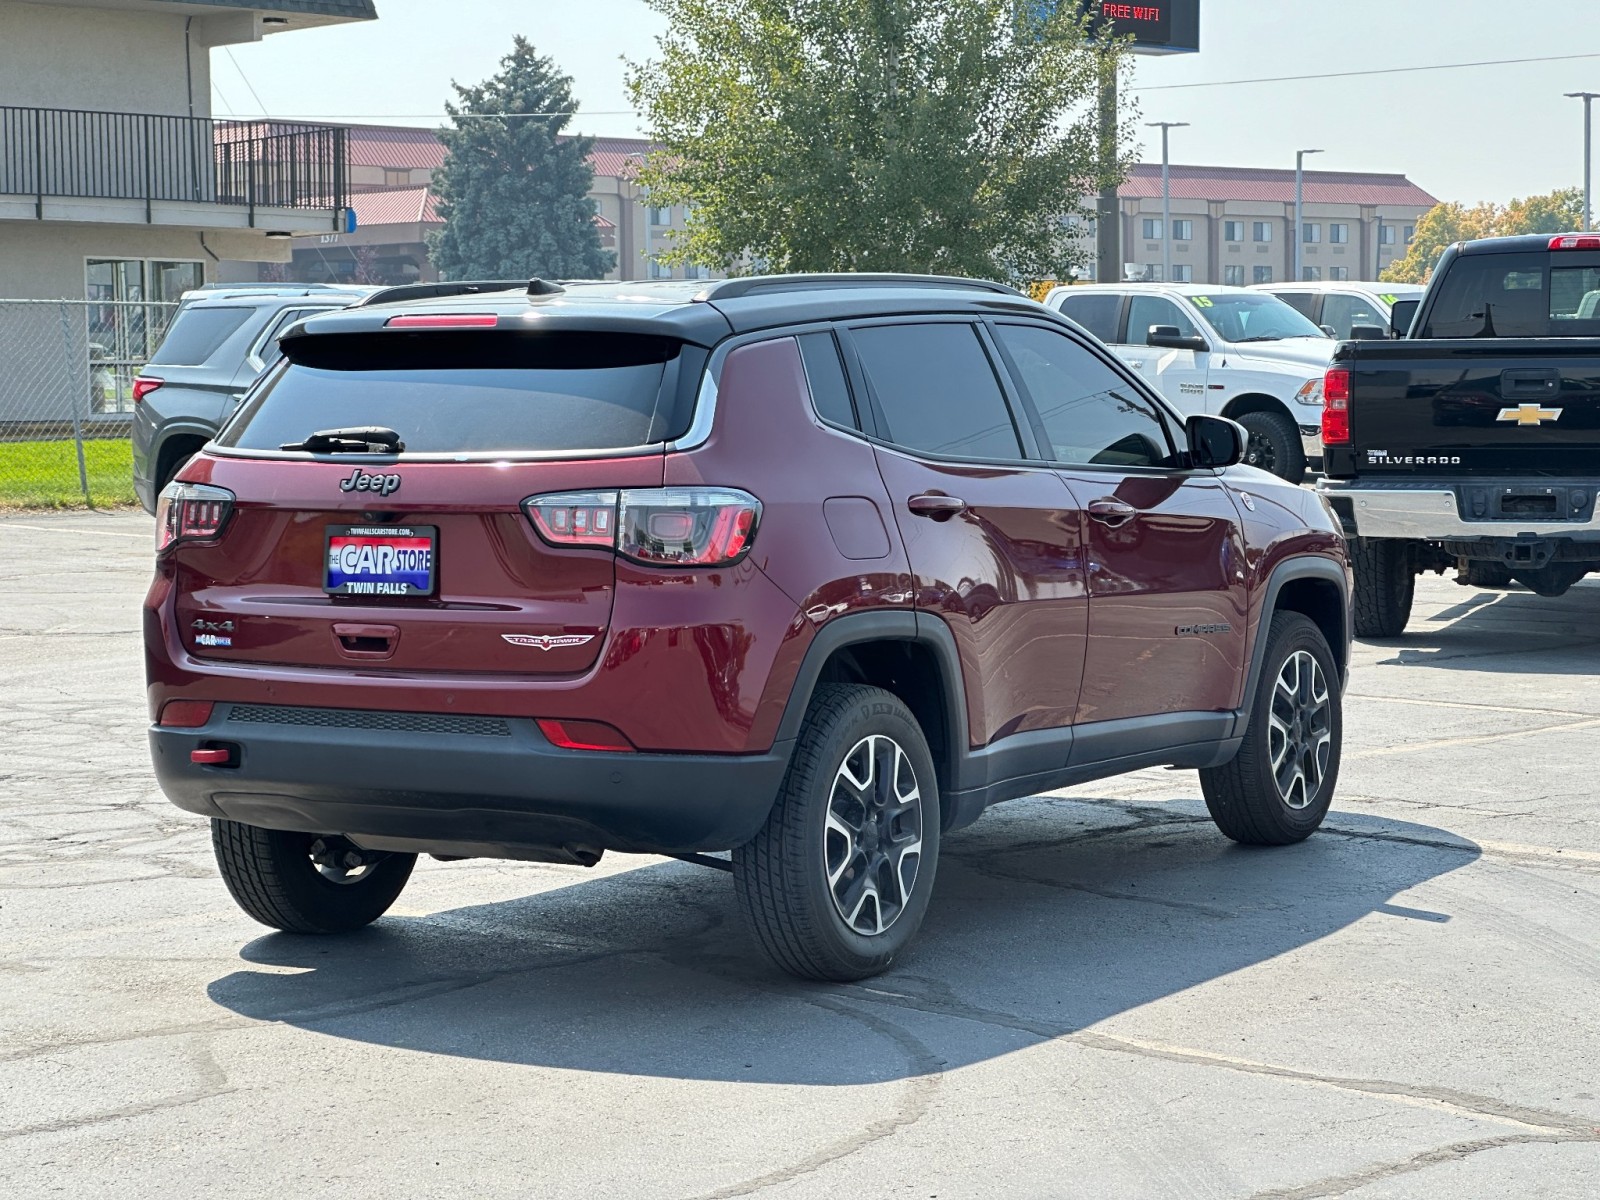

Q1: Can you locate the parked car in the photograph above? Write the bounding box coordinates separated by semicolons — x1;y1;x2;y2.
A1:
1043;283;1334;482
145;273;1352;981
131;286;375;512
1319;233;1600;636
1253;281;1426;340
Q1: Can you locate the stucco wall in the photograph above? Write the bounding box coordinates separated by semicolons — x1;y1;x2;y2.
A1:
0;222;286;299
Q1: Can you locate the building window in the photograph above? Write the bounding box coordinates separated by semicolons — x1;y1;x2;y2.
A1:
1224;264;1245;287
1253;222;1274;243
1224;220;1245;242
1302;267;1322;281
1303;223;1322;244
1142;218;1164;240
1169;264;1193;282
1172;220;1193;242
648;205;672;226
1330;267;1349;281
648;258;671;280
1145;264;1164;282
1380;224;1397;245
1404;225;1416;244
383;169;411;188
1330;223;1349;244
1253;266;1274;284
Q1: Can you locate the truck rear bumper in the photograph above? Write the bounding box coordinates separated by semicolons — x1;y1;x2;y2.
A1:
151;705;792;860
1318;480;1600;541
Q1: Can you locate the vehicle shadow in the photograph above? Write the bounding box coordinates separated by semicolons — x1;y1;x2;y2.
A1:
1368;581;1600;673
205;797;1480;1086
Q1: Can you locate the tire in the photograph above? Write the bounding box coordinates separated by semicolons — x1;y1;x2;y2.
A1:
1352;538;1416;637
733;684;941;982
1201;612;1341;846
211;820;415;934
1237;410;1306;484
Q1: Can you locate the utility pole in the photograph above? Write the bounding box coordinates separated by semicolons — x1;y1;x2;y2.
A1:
1295;149;1323;283
1146;121;1189;282
1373;212;1383;280
1566;92;1598;231
1096;55;1120;283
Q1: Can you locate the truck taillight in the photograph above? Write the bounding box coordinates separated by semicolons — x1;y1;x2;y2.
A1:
155;482;235;553
1550;234;1600;251
1321;369;1351;446
523;488;762;567
133;376;164;403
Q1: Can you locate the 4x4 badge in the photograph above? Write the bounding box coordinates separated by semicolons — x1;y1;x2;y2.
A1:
502;634;595;651
1497;404;1563;426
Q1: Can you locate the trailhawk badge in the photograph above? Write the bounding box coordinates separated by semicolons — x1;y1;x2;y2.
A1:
502;633;596;651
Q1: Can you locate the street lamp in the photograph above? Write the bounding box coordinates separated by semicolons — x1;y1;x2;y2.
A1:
1146;121;1189;283
1295;149;1324;282
1565;92;1599;231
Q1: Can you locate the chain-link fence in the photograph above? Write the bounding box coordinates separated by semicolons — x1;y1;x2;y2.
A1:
0;299;175;508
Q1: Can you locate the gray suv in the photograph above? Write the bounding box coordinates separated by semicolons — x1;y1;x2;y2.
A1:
132;286;372;512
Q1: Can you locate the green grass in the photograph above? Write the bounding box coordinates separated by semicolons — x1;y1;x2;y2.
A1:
0;439;138;509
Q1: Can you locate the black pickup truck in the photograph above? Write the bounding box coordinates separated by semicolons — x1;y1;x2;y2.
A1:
1318;233;1600;636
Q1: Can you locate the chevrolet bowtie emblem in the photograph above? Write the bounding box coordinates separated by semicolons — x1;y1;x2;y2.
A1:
1497;403;1564;426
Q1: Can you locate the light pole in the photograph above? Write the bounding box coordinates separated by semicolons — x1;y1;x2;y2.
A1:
1295;149;1324;282
1566;92;1599;231
1373;212;1383;280
1146;121;1189;283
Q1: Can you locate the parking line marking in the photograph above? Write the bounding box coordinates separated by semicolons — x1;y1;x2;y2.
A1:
0;523;149;540
1348;693;1592;719
1351;716;1600;759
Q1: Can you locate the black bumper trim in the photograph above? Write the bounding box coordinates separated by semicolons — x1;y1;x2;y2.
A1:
151;712;792;857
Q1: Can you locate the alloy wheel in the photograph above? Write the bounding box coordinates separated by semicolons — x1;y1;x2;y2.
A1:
1268;650;1333;810
308;836;383;885
823;734;925;936
1245;430;1278;473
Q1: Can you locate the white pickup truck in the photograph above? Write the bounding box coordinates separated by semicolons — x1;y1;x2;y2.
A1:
1253;281;1426;340
1043;283;1335;482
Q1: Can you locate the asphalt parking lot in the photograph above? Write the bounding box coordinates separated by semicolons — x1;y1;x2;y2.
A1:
3;510;1598;1199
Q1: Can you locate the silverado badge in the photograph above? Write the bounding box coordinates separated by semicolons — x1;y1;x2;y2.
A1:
1497;404;1564;426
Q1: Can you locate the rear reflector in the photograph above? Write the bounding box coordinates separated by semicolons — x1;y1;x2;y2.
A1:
537;718;636;753
1321;368;1351;446
1550;234;1600;251
385;314;499;328
159;700;215;728
190;748;233;765
132;376;164;403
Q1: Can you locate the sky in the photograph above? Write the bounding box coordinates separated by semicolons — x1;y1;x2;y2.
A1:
217;0;1600;206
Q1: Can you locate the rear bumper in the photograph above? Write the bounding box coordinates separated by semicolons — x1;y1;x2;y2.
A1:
151;704;793;859
1318;479;1600;541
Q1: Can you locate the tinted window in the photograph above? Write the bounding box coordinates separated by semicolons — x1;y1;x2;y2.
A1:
852;324;1022;460
258;308;333;370
1055;293;1121;342
219;332;683;454
798;332;856;429
1320;294;1387;339
149;306;252;366
1275;292;1317;319
1127;295;1199;343
995;324;1176;469
1190;294;1326;342
1423;253;1600;338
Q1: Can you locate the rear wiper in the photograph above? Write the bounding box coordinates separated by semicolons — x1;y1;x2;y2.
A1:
280;427;406;454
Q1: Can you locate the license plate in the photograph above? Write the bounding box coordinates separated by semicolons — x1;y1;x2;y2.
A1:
325;525;436;596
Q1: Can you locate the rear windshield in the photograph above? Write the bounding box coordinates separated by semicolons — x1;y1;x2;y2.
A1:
149;306;252;366
1425;252;1600;338
217;331;688;455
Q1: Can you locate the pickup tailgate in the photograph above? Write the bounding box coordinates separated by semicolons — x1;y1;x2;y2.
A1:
1341;339;1600;476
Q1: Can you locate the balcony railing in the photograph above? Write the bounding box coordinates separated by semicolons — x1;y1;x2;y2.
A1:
0;107;348;220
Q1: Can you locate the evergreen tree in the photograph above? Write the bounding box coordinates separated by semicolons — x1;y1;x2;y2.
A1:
430;38;614;281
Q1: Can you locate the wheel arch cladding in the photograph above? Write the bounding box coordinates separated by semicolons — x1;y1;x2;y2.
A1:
1236;557;1351;736
1222;392;1295;422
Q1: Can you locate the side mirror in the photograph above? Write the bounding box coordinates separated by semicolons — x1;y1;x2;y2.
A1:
1147;325;1209;352
1187;414;1248;469
1349;323;1388;341
1320;324;1338;338
1389;298;1420;338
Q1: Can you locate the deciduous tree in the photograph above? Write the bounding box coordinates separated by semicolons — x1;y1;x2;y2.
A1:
1383;189;1585;283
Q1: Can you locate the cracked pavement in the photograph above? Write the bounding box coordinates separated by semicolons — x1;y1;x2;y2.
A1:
2;510;1598;1198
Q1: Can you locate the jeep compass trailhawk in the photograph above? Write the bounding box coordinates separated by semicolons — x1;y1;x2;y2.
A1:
145;274;1352;981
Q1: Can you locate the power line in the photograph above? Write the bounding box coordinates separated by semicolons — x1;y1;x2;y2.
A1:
223;47;271;115
1131;51;1600;93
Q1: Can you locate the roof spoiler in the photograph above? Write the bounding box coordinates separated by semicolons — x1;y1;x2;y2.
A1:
354;279;565;307
694;273;1025;301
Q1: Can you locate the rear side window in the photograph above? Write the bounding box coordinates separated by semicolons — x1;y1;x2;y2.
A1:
1055;293;1122;342
219;331;686;455
149;306;252;366
851;323;1023;461
797;332;857;429
1425;252;1600;338
1275;292;1318;319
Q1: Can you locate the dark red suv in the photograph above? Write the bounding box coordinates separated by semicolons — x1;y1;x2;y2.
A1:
145;274;1352;981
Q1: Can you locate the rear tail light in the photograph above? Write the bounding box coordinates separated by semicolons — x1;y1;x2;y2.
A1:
385;313;499;328
1550;234;1600;251
155;482;235;553
537;718;636;753
158;700;215;728
1321;368;1351;446
132;376;164;403
523;488;762;567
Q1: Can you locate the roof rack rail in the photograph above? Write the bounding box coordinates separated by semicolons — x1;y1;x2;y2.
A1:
355;279;560;308
693;273;1025;302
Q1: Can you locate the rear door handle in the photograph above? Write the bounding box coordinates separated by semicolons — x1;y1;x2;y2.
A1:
1500;368;1561;399
907;494;968;520
1087;498;1138;527
332;622;399;660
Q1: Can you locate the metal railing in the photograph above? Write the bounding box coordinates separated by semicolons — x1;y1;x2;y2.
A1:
0;106;348;218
